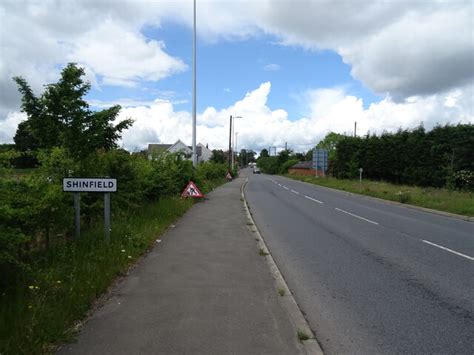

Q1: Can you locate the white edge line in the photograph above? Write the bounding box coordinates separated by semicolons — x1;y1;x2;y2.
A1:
291;189;300;195
335;207;379;225
422;240;474;261
304;195;323;204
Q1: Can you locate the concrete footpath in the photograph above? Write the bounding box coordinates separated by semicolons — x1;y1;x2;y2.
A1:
59;171;315;354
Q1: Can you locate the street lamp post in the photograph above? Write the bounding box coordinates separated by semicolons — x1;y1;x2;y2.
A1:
192;0;197;167
230;116;242;171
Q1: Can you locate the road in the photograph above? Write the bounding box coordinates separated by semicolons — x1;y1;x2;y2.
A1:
244;171;474;354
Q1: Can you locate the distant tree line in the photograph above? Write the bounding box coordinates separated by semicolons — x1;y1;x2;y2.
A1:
332;125;474;189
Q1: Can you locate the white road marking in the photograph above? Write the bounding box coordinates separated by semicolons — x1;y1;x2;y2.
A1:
304;195;323;204
291;189;300;195
421;240;474;261
278;183;282;187
335;208;379;225
282;186;289;190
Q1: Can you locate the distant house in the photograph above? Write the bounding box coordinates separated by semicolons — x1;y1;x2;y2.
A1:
197;143;212;163
147;140;211;163
288;161;324;177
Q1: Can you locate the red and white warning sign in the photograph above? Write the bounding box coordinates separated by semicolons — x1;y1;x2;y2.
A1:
181;181;204;198
226;171;233;180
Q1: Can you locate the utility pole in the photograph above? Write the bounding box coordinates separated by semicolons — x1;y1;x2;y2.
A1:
191;0;197;167
285;142;287;151
228;115;233;172
354;121;357;138
235;132;239;169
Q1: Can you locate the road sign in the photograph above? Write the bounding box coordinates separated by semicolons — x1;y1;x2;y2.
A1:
63;178;117;192
312;149;328;171
63;178;117;242
226;171;233;180
181;181;204;198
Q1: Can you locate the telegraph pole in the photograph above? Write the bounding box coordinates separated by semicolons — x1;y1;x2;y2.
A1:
192;0;197;167
235;132;239;168
354;121;357;137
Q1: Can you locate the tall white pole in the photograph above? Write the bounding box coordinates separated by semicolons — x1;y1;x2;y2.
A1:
231;117;235;169
192;0;197;167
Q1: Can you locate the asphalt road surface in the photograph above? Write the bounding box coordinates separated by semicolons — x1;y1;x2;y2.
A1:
245;171;474;354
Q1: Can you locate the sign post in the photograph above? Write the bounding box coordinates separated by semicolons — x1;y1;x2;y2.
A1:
74;193;80;239
104;192;111;243
359;167;363;192
63;178;117;242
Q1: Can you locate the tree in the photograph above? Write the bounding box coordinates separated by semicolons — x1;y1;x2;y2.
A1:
316;132;345;161
238;149;256;166
210;149;226;164
13;63;133;159
260;148;269;158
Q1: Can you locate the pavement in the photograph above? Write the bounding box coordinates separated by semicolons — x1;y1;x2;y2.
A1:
59;170;315;355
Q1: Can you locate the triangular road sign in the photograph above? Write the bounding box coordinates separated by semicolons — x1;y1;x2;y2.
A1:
181;181;204;198
226;171;233;180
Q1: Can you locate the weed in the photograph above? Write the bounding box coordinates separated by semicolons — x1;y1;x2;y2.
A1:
297;329;310;341
397;191;411;203
259;248;269;256
278;288;285;296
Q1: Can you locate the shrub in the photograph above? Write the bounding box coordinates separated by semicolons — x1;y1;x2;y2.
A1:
280;159;299;174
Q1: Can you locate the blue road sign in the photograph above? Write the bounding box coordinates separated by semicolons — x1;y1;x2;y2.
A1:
312;149;328;171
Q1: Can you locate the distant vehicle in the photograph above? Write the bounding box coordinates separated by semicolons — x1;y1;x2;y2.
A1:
253;167;261;174
249;162;256;168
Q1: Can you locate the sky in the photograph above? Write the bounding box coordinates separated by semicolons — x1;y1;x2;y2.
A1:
1;0;473;153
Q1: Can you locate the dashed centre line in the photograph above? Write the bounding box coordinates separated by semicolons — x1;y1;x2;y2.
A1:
304;195;323;204
335;208;379;225
291;189;300;195
282;186;289;190
421;240;474;261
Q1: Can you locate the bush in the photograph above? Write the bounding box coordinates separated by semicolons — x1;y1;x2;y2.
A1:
454;170;474;191
280;159;299;174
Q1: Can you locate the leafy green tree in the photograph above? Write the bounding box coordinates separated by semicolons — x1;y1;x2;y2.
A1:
316;132;345;161
259;148;269;158
13;63;133;159
210;149;226;164
237;149;256;167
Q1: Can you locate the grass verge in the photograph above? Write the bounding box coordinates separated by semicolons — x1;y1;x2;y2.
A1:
0;178;225;354
285;174;474;217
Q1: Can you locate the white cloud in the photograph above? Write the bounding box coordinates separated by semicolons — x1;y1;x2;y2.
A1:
1;0;473;149
0;0;186;115
0;111;27;143
114;82;473;153
2;82;472;151
70;20;186;87
263;63;281;72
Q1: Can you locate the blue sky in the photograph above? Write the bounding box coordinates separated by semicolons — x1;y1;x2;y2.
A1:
88;21;380;120
1;1;472;151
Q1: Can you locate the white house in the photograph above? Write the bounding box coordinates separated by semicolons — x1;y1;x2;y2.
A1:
197;143;213;163
147;140;212;163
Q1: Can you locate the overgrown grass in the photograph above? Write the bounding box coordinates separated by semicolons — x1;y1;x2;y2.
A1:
286;174;474;217
0;196;198;354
